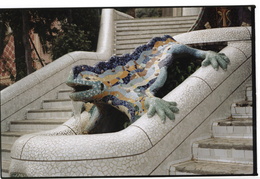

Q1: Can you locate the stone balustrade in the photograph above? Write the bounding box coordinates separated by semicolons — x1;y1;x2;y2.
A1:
9;26;252;176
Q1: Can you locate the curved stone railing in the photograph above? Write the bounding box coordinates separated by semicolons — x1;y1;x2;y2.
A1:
0;9;133;131
9;27;252;176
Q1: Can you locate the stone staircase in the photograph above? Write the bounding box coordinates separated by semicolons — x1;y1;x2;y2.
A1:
1;88;73;177
114;16;197;55
1;15;199;177
170;85;254;175
2;14;254;177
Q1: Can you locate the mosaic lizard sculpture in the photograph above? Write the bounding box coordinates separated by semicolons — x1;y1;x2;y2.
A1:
67;35;230;133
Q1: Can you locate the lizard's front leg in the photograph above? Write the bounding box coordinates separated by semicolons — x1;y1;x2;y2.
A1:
201;51;230;71
144;97;179;122
143;66;179;123
167;43;230;71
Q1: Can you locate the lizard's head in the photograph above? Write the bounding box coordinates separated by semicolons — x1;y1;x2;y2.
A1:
66;66;107;102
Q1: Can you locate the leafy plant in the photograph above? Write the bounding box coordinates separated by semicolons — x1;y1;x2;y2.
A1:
135;8;162;18
50;23;91;60
0;8;101;82
156;57;201;98
155;43;227;98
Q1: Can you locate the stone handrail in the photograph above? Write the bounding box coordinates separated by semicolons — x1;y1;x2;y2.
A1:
0;9;133;131
9;26;252;176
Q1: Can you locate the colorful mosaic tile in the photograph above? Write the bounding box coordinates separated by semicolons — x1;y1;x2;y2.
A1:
67;35;230;132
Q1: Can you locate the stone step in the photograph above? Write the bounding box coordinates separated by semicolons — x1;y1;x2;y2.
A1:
115;32;182;50
236;100;253;107
1;143;12;161
115;27;188;56
57;89;73;99
116;23;192;32
1;131;30;144
115;33;183;47
115;33;182;41
114;15;196;56
115;33;188;55
1;143;12;152
115;27;189;37
170;160;253;175
246;86;253;101
2;172;10;178
10;119;68;132
231;102;252;119
2;160;10;174
42;99;73;109
116;37;168;46
193;138;253;164
116;19;196;28
26;108;73;120
115;16;197;24
213;118;253;138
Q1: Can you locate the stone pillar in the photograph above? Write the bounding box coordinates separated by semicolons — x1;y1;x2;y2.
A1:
162;7;201;17
162;8;173;17
172;8;182;16
182;7;201;16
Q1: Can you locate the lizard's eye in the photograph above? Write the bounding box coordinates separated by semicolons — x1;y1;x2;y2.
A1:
85;77;91;80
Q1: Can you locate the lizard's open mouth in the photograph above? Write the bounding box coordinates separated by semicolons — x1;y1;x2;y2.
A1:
68;84;94;102
72;85;93;92
66;77;106;101
71;83;104;93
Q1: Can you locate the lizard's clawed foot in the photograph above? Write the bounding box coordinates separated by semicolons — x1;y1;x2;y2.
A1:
145;97;179;123
201;51;230;71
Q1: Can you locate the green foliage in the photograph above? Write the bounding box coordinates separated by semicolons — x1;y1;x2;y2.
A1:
156;57;201;98
0;15;7;55
0;8;101;82
66;9;101;51
0;9;27;81
30;8;101;59
114;8;136;17
135;8;162;18
0;84;8;91
31;8;101;60
50;23;92;60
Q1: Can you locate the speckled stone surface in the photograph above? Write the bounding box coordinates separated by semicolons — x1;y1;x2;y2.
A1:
19;126;152;161
9;27;252;177
196;138;253;150
171;160;253;175
132;76;212;145
174;27;251;44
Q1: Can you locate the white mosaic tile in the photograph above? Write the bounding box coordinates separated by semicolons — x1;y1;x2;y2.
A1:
11;154;153;177
19;126;152;161
195;146;253;164
174;27;251;45
191;44;250;91
132;77;212;145
9;27;253;177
